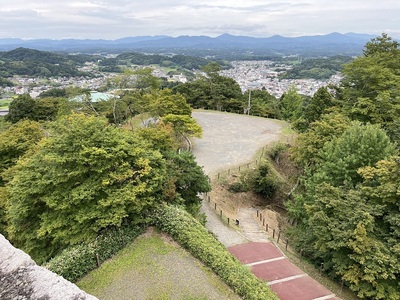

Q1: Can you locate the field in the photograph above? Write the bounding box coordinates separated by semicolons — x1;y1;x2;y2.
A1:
0;99;11;109
77;228;241;300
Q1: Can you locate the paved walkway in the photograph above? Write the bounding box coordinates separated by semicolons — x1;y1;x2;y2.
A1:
228;209;340;300
192;111;340;300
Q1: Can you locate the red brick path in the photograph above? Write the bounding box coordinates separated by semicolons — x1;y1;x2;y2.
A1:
228;242;339;300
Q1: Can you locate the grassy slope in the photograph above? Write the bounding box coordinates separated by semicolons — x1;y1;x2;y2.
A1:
78;230;241;300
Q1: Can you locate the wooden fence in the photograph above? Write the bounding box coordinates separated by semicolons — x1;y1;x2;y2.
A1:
214;147;266;181
204;143;293;253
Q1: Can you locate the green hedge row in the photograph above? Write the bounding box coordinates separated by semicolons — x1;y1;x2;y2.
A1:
153;205;279;300
45;224;144;282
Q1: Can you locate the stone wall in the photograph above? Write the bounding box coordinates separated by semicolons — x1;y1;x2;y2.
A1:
0;234;98;300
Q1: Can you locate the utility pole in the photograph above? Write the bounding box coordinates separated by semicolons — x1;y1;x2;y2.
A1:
247;89;251;115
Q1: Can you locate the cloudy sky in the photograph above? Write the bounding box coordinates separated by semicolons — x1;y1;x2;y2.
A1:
1;0;399;39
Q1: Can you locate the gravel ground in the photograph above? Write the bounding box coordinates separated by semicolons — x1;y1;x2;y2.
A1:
192;111;286;175
192;111;286;246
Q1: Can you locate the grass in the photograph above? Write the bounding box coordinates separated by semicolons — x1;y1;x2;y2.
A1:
0;99;11;109
77;229;241;300
123;112;152;130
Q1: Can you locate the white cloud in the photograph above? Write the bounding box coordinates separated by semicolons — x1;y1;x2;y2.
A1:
0;0;398;39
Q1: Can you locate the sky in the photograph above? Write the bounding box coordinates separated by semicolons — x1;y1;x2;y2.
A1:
1;0;399;40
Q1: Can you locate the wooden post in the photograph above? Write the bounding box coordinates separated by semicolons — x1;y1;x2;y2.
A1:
220;210;222;217
228;218;230;225
266;223;268;231
257;210;259;217
285;239;289;250
273;229;275;238
239;166;241;171
96;253;100;267
277;231;281;243
208;196;210;202
263;218;265;226
214;203;217;210
260;213;262;221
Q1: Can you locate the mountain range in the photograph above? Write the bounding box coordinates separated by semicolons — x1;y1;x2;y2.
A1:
0;33;378;56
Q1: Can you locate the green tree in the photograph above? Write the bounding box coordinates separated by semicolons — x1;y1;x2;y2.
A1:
145;89;192;117
0;120;44;184
279;86;304;123
5;113;167;263
304;183;400;299
310;123;396;188
173;64;243;112
363;33;400;57
5;94;36;123
339;33;400;142
163;151;210;215
304;87;335;124
291;112;351;169
135;122;177;152
245;89;279;118
35;97;66;121
288;124;399;299
111;68;161;92
162;114;202;146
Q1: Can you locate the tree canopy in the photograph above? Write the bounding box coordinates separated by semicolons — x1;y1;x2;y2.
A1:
5;114;167;262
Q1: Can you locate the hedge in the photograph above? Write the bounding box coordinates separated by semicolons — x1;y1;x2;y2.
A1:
45;224;144;282
153;205;279;300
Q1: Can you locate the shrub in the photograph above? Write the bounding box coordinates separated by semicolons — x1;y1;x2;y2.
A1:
45;224;144;282
153;205;279;300
248;161;278;198
228;181;248;193
266;142;288;162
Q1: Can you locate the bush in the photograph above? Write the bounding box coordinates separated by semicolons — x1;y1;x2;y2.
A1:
45;224;144;282
153;205;279;300
228;181;248;193
248;161;278;198
266;142;288;161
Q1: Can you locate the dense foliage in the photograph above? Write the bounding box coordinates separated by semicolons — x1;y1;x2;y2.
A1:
280;55;353;80
114;52;230;70
288;34;400;299
338;33;400;143
154;205;279;300
0;48;95;77
2;117;208;259
45;224;144;282
5;114;167;262
0;120;44;184
6;94;67;123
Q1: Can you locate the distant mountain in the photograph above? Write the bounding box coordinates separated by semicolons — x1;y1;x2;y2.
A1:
0;33;380;56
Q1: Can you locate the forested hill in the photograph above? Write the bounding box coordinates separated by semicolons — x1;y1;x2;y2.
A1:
0;48;97;77
280;55;354;80
115;52;230;70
